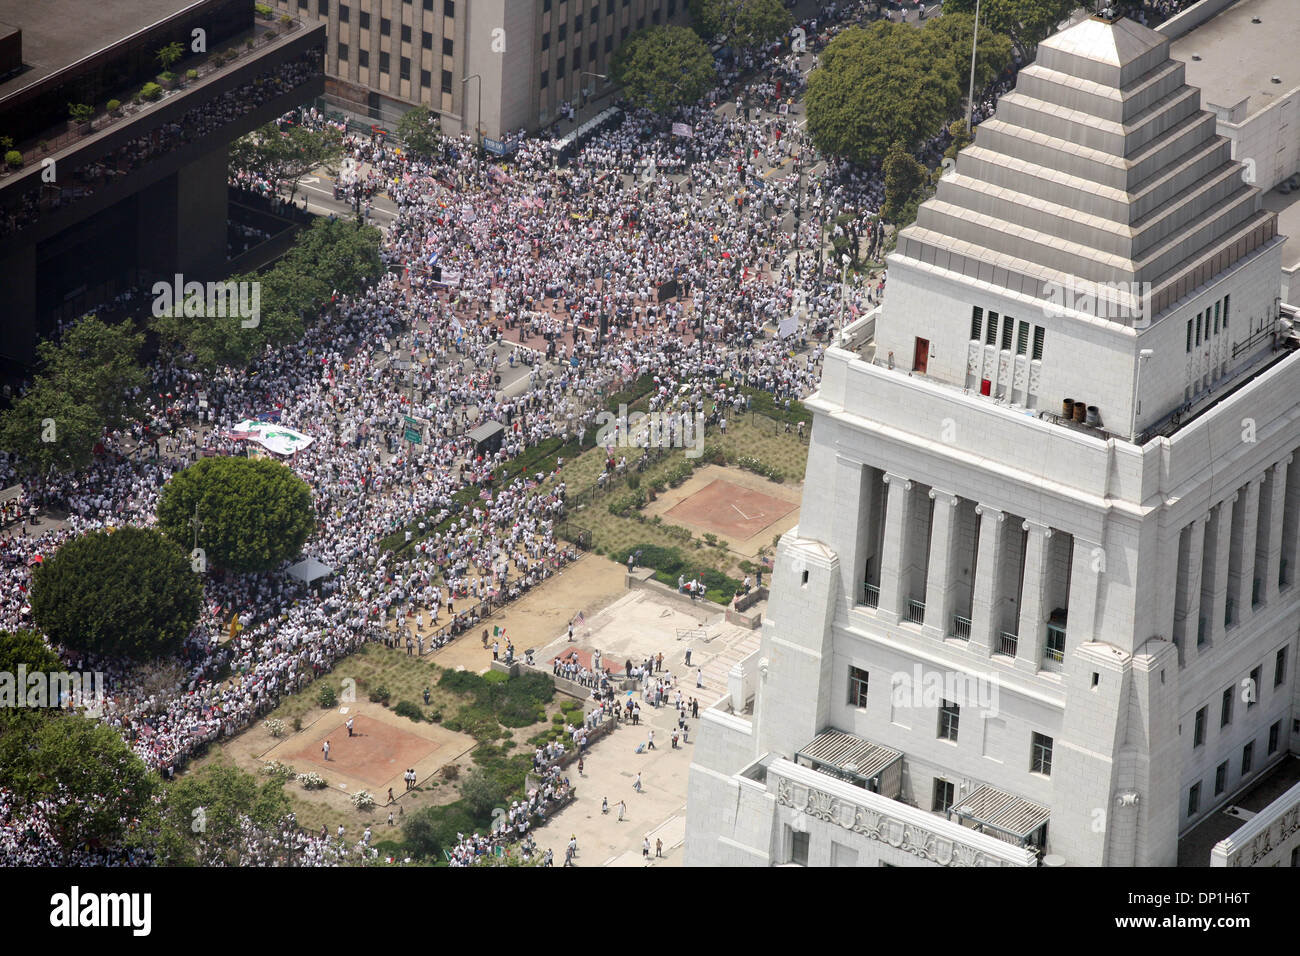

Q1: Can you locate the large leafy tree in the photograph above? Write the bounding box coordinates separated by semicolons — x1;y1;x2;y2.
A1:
396;104;440;158
690;0;792;48
943;0;1075;58
921;12;1014;109
807;22;957;166
30;527;202;661
611;26;717;114
153;764;295;866
0;712;158;855
229;122;344;205
806;16;1012;167
151;219;382;370
0;314;146;473
155;456;315;573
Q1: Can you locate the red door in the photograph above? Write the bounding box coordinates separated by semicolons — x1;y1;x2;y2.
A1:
913;337;930;374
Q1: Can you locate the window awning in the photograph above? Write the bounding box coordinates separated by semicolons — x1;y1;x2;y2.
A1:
951;785;1051;844
796;730;903;797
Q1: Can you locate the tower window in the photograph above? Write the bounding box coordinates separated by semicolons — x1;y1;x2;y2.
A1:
1031;326;1045;361
970;306;983;341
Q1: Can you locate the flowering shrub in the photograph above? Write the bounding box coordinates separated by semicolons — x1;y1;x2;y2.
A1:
261;760;295;780
298;771;327;790
351;790;375;810
264;717;287;737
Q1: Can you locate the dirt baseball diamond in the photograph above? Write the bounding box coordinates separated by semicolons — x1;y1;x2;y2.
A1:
663;477;797;540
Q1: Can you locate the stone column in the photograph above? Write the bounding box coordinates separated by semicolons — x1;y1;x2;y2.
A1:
1017;522;1053;674
970;505;1005;657
1207;492;1237;647
1066;537;1103;647
876;473;912;625
1235;477;1262;627
922;490;960;642
1262;456;1292;607
1177;515;1209;667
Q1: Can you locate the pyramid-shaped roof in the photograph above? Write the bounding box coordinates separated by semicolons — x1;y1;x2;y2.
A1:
894;14;1275;323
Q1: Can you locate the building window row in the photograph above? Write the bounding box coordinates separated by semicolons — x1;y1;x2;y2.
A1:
1187;720;1282;820
970;306;1045;361
1185;293;1231;353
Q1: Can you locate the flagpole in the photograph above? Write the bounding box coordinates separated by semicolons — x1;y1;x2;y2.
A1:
966;0;981;136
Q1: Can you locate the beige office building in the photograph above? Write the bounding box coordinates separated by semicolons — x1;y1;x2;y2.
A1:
271;0;686;139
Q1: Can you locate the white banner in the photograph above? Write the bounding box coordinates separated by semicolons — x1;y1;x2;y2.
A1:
777;316;799;339
672;122;694;138
228;420;315;456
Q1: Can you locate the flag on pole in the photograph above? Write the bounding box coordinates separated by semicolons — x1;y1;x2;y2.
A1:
575;610;585;625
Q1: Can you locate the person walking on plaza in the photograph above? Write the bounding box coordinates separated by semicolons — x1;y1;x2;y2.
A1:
696;667;704;688
492;640;499;661
643;835;651;860
602;796;609;814
322;739;330;761
618;800;626;821
684;647;692;667
387;787;395;805
646;729;655;750
346;717;354;737
633;772;643;793
656;838;663;858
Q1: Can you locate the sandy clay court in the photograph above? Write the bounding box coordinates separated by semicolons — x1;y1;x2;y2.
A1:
263;706;470;796
659;471;799;553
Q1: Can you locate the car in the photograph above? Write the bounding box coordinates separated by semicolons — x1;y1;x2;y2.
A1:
1281;181;1294;194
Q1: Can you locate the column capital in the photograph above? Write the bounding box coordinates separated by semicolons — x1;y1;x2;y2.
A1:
1022;520;1053;537
882;473;912;491
1218;491;1239;508
1280;454;1294;469
975;504;1005;521
928;488;959;506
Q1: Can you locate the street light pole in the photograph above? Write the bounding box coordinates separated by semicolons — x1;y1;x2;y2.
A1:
462;74;483;155
1130;348;1153;442
838;254;850;332
966;0;982;137
580;71;608;115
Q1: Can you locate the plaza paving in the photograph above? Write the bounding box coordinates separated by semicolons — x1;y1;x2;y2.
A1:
519;588;761;867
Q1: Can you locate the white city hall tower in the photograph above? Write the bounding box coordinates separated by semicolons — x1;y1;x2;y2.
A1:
686;12;1300;867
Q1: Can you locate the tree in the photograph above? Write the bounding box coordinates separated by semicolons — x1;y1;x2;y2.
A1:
402;803;477;861
396;104;440;158
229;122;344;206
921;12;1014;111
30;527;202;661
943;0;1074;58
0;378;102;473
0;629;63;676
155;456;315;573
882;141;928;228
806;16;1012;168
0;313;146;473
611;26;716;114
807;22;957;166
36;314;146;428
0;712;157;855
151;219;382;370
690;0;792;49
153;764;294;866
